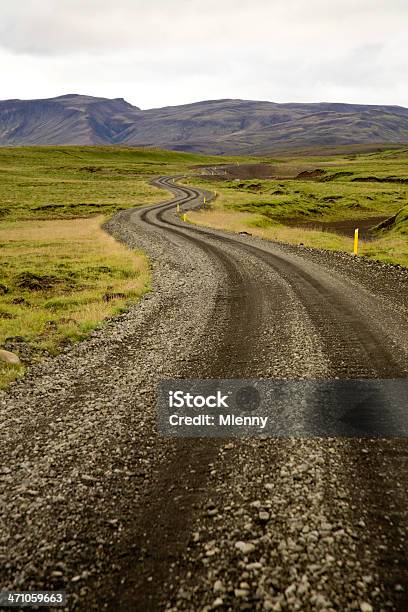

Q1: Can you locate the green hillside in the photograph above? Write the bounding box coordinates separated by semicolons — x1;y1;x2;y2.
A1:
0;146;230;220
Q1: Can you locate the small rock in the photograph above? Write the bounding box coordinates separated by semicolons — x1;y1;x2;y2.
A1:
235;541;256;554
259;511;270;522
315;594;330;609
360;603;373;612
0;349;20;365
297;583;309;596
246;562;263;570
250;500;261;509
285;584;296;598
177;588;190;600
25;489;39;496
213;580;225;594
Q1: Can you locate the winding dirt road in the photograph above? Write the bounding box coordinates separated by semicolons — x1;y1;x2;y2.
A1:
1;176;407;610
104;177;408;609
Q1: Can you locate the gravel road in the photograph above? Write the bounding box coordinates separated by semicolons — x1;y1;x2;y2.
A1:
0;176;407;611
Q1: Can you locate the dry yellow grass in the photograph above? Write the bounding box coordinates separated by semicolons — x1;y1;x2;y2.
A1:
188;209;352;249
0;216;149;386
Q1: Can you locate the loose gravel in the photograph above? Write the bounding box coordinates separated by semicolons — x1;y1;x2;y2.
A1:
167;438;383;612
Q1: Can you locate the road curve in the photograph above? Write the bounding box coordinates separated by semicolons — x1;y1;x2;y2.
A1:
105;176;408;609
1;176;407;611
147;177;408;381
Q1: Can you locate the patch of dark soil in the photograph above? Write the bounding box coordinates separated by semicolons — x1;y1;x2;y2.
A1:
280;215;389;239
0;311;14;319
352;176;408;184
14;272;62;291
33;204;67;211
11;297;30;305
0;284;9;295
321;195;343;202
234;182;262;191
79;166;104;173
78;166;141;176
90;266;112;274
375;214;398;231
33;202;107;211
103;292;126;302
295;168;326;180
272;189;285;195
322;171;353;182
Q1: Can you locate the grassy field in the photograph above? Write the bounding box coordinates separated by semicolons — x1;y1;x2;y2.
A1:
0;146;228;221
186;147;408;266
0;216;150;386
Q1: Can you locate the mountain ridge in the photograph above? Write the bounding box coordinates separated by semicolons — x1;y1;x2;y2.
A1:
1;94;408;154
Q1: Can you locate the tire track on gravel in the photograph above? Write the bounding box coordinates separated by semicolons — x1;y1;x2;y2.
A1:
123;176;408;611
101;179;286;611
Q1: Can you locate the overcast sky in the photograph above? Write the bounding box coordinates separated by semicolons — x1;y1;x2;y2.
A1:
0;0;407;109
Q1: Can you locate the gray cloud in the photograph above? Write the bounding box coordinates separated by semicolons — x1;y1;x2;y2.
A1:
0;0;407;108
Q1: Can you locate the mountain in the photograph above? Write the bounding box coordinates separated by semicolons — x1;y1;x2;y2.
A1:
0;95;141;146
1;94;408;154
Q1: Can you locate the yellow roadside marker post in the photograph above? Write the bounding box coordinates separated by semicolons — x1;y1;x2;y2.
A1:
354;228;359;256
204;196;206;205
176;203;180;213
183;213;187;222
